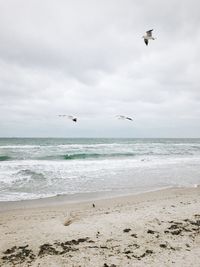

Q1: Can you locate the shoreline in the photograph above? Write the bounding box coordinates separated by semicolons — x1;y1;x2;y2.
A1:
1;186;200;266
0;185;177;212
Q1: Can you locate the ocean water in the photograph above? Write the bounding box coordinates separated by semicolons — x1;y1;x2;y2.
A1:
0;138;200;201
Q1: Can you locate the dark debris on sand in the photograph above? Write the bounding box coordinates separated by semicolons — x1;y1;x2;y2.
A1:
103;264;117;267
1;215;200;265
123;228;131;233
2;245;35;265
1;237;93;265
164;218;200;237
38;237;92;257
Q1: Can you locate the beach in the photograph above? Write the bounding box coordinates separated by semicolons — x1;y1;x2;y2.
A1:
0;187;200;266
1;0;200;265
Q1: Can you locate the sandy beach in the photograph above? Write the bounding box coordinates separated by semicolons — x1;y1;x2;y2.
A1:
0;187;200;267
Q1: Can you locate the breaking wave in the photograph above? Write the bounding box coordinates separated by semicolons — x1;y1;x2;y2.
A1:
0;155;11;161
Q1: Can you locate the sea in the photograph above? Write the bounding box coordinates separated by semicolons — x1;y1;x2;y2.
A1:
0;138;200;202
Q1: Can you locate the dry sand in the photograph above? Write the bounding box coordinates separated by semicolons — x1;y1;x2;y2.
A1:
0;187;200;267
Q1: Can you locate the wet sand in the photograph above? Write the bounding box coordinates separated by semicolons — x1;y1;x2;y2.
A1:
0;187;200;266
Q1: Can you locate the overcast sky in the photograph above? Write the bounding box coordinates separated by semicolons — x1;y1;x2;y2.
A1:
0;0;200;137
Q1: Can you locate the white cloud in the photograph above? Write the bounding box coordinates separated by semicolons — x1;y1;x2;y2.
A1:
0;0;200;137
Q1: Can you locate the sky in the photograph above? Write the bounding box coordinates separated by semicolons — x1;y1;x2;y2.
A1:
0;0;200;138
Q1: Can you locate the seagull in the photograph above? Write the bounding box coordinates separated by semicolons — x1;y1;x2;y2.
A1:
116;115;133;121
58;115;77;122
142;29;155;46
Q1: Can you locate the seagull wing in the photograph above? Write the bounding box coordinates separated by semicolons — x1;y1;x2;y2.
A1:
126;117;133;121
67;115;74;120
146;29;153;37
144;39;148;46
117;115;125;120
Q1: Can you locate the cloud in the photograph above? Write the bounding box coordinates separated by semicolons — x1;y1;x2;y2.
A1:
0;0;200;137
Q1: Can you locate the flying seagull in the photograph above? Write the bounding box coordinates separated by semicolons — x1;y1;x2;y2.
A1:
116;115;133;121
58;115;77;122
142;29;155;46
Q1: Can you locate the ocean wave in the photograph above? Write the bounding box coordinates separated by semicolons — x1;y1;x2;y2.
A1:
36;152;137;161
0;145;42;149
16;169;45;179
0;155;11;161
63;152;136;160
